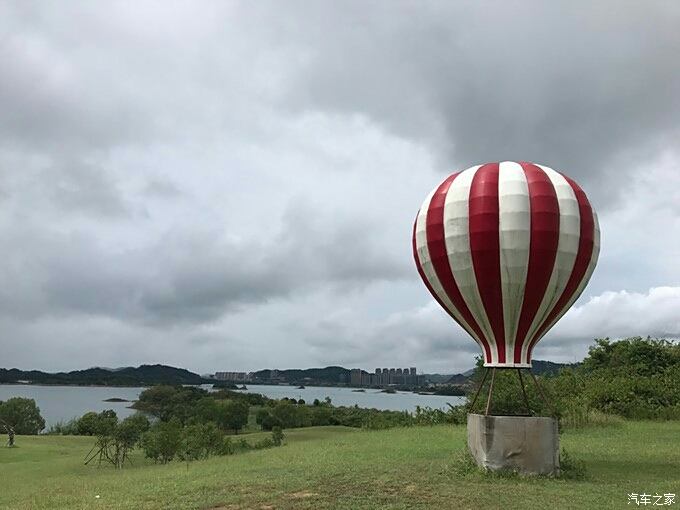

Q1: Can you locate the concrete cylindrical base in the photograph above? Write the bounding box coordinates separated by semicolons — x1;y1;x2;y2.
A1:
467;413;559;476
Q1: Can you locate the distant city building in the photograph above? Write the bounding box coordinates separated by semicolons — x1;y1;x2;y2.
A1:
347;367;423;387
350;368;362;386
214;371;253;382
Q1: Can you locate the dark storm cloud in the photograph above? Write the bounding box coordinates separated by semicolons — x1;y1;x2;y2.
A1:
270;1;680;203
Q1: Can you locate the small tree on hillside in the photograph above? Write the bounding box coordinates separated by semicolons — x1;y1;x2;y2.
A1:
0;398;46;435
139;420;182;464
109;415;150;469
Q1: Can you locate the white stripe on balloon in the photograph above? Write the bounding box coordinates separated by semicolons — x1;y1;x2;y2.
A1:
497;161;531;365
442;165;498;364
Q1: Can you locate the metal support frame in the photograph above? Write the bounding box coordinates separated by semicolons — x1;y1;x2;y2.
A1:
517;368;531;415
467;367;556;417
484;368;497;415
467;367;489;413
529;370;557;417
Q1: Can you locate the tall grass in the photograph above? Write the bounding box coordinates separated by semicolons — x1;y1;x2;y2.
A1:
559;402;623;429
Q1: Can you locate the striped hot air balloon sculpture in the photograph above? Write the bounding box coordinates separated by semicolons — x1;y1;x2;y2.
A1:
413;162;600;368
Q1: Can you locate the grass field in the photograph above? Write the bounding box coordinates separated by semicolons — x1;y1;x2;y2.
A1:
0;422;678;509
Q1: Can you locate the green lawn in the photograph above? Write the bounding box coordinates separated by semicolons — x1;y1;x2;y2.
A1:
0;422;678;509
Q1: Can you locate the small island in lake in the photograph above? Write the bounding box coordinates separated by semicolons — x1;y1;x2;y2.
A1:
102;397;130;402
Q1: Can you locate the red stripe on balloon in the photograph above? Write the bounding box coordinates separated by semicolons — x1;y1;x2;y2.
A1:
468;163;506;364
425;173;492;362
513;163;560;364
527;175;595;360
412;216;469;334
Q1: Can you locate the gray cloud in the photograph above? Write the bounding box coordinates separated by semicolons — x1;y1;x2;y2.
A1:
0;199;409;326
273;1;680;204
0;1;678;372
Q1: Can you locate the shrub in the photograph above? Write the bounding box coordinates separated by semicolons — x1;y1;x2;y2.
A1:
271;426;284;446
45;418;79;435
560;448;588;480
253;437;274;449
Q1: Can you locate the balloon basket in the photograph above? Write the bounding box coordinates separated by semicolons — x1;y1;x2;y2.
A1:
467;413;560;476
465;367;560;475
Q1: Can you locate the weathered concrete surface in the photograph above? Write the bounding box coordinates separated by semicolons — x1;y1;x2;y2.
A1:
467;413;559;476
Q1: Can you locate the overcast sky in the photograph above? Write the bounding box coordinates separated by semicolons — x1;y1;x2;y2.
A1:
1;1;679;374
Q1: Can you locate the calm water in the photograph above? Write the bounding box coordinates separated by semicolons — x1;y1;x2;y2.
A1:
0;385;144;427
0;383;465;429
238;384;465;412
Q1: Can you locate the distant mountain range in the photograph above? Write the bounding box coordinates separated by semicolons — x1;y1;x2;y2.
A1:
445;360;577;384
0;364;207;386
0;360;577;388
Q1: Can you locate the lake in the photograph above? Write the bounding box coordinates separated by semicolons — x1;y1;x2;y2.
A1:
240;384;465;412
0;384;465;428
0;384;143;427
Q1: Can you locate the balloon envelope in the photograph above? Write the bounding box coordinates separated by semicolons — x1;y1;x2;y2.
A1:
413;162;600;367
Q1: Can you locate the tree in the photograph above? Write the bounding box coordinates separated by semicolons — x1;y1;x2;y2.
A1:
271;400;298;428
0;398;45;434
217;401;249;434
255;409;282;431
193;397;220;424
255;408;270;429
178;422;224;461
78;410;118;436
76;412;100;435
84;413;150;469
133;385;208;422
139;420;182;464
109;415;148;468
271;400;311;428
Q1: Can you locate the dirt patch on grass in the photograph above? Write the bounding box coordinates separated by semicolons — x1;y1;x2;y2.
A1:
288;491;319;499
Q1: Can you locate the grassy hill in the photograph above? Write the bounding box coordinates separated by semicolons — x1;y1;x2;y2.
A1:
1;421;678;509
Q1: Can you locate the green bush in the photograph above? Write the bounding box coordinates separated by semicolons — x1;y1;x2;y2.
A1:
271;426;284;446
45;418;79;435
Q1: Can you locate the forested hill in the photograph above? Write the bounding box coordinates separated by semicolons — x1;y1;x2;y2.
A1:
252;366;350;384
0;364;207;386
